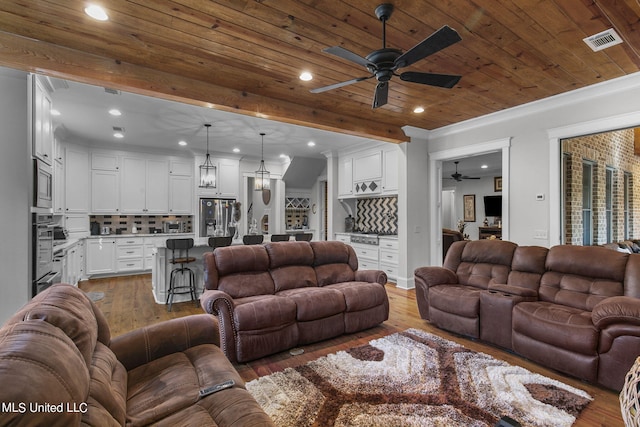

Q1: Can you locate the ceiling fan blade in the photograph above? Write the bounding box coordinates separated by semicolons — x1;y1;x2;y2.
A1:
372;82;389;109
400;71;461;88
310;76;372;93
394;25;462;69
462;176;481;180
323;46;372;68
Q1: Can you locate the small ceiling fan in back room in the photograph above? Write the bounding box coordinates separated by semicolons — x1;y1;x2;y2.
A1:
447;161;480;182
310;3;462;108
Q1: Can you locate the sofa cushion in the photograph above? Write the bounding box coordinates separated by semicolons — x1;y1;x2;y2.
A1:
453;240;515;289
277;287;346;321
513;301;598;355
324;282;387;312
233;295;297;331
311;241;358;271
266;242;318;291
83;341;127;426
429;285;482;318
126;344;245;426
315;264;356;287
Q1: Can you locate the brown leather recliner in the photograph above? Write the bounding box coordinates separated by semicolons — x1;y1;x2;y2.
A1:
415;240;640;391
200;241;389;363
0;284;274;426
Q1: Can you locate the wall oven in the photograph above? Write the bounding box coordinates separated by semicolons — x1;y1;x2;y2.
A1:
32;212;59;296
33;158;53;209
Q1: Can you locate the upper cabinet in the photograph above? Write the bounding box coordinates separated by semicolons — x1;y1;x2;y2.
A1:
120;157;169;214
339;145;399;198
65;145;90;213
31;75;54;165
196;156;239;198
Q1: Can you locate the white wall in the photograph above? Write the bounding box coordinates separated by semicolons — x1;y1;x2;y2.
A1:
0;67;30;322
426;71;640;248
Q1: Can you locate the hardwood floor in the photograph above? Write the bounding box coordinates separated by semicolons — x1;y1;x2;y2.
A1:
80;274;624;426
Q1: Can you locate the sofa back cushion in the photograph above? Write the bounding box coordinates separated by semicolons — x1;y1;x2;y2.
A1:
540;245;627;310
623;253;640;298
205;245;275;297
508;245;548;290
452;240;516;289
310;241;357;286
265;241;318;291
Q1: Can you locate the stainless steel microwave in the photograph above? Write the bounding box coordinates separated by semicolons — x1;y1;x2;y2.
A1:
33;158;53;209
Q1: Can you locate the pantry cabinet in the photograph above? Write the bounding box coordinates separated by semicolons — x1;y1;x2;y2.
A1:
31;75;53;165
64;146;89;213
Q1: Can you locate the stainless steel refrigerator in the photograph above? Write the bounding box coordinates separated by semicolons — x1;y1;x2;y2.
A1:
199;198;236;237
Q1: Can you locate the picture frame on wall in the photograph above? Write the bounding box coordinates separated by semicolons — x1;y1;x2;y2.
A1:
494;176;503;192
463;194;476;222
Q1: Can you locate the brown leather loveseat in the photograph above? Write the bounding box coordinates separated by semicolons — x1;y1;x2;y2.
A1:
414;239;640;391
0;284;274;426
200;240;389;363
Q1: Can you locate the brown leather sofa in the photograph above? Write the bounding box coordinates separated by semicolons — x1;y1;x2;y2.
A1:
200;240;389;363
442;228;464;261
414;239;640;391
0;284;274;426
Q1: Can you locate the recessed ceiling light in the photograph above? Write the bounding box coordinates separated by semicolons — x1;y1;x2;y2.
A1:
109;108;121;116
113;132;124;139
50;109;61;116
481;164;488;169
85;4;109;21
413;106;425;113
178;140;187;146
299;71;313;81
307;141;316;147
233;148;240;153
279;154;288;158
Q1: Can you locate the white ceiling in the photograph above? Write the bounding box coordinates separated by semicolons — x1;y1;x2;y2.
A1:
48;78;379;162
48;76;501;178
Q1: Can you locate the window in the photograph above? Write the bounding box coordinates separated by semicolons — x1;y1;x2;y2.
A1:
605;167;613;243
582;161;594;245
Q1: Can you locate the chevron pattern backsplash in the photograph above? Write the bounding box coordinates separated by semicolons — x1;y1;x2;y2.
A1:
356;196;398;234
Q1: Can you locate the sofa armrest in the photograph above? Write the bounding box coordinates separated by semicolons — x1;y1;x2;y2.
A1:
200;289;239;363
592;296;640;329
414;266;458;287
488;283;538;298
355;269;387;285
110;314;219;371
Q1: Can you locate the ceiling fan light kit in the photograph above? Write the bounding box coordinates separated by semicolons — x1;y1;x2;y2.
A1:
311;3;462;109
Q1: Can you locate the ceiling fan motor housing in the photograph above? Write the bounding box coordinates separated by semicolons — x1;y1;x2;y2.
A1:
366;48;402;81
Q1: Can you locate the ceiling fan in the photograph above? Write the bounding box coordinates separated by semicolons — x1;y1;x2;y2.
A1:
310;3;462;108
448;161;480;182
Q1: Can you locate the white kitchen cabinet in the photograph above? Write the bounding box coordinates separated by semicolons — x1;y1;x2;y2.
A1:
64;146;90;213
382;149;399;195
353;150;382;182
53;158;65;213
169;175;193;214
91;169;120;213
31;75;53;165
338;157;353;198
92;151;119;171
64;214;89;238
335;233;351;243
352;243;379;270
86;238;116;275
116;238;144;273
144;236;165;270
196;156;239;198
169;159;193;176
378;237;399;282
62;240;85;286
120;157;169;214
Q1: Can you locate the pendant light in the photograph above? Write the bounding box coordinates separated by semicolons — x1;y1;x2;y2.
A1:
254;132;271;191
199;123;216;188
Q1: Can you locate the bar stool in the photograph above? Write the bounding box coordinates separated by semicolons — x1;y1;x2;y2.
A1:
243;235;264;245
166;238;197;312
270;234;290;242
295;233;313;241
208;236;233;250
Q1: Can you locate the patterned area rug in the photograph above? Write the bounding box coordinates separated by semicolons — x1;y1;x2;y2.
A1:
246;329;592;427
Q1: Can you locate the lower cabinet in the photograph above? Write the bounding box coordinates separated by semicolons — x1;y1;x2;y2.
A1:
351;243;379;270
116;238;144;273
86;238;116;275
378;237;399;282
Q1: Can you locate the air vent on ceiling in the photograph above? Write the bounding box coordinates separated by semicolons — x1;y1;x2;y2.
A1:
583;28;623;52
112;126;125;132
104;87;121;95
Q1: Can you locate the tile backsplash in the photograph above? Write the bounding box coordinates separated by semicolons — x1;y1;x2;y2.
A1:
90;215;193;234
356;196;398;234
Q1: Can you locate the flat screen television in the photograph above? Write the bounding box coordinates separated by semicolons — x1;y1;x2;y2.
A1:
484;195;502;217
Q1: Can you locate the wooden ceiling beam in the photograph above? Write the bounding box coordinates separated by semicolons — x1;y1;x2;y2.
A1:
0;31;407;143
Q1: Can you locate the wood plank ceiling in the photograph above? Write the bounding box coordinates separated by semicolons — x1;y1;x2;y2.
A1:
0;0;639;143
